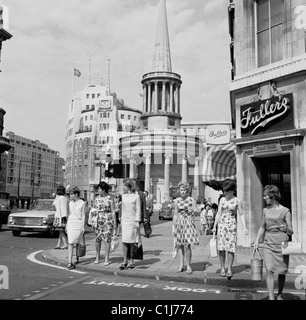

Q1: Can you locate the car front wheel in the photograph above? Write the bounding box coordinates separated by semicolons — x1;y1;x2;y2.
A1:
12;230;21;236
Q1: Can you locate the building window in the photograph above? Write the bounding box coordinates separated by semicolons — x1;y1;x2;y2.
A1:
86;105;90;110
86;94;90;99
121;114;124;119
257;0;283;67
92;94;95;99
128;115;131;120
85;116;87;121
103;112;107;118
90;115;93;120
134;116;137;121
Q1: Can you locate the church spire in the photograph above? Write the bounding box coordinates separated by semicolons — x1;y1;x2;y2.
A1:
152;0;172;72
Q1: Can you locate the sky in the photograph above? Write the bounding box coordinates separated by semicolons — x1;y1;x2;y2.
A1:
0;0;231;158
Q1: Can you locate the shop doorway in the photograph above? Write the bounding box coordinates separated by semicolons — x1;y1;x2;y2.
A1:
256;155;291;210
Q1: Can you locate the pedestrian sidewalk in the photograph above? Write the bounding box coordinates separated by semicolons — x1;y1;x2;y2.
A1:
43;217;306;291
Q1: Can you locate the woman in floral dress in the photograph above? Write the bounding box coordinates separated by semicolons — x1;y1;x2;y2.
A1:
92;181;115;266
173;181;199;274
213;180;248;280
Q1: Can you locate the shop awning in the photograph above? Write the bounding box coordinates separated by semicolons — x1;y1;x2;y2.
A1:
202;142;236;182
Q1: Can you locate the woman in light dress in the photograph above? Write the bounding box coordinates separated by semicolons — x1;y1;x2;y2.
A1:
172;181;199;274
212;180;248;280
53;185;68;249
91;181;115;266
66;187;86;270
254;185;293;300
119;178;141;270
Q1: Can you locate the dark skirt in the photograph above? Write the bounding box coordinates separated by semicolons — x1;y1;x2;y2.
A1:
263;231;289;274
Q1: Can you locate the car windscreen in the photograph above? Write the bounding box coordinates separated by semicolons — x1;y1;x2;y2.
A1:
32;201;56;211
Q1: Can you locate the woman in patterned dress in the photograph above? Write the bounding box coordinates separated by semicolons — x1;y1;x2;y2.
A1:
173;181;199;274
92;181;115;266
254;185;293;300
212;180;248;280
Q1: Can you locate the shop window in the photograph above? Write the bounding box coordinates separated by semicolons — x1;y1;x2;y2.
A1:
256;0;283;67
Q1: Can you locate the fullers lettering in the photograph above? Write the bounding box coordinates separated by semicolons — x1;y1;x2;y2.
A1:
241;95;290;135
209;130;228;139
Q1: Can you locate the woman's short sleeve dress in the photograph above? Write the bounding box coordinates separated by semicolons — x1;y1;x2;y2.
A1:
173;196;199;247
263;206;290;274
94;195;114;244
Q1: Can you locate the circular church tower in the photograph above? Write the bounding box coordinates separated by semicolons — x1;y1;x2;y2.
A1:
120;0;204;202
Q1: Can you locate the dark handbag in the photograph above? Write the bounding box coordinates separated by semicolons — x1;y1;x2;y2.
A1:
77;234;86;257
127;244;143;260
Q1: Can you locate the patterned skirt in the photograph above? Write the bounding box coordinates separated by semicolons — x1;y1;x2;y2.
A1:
95;212;114;243
217;213;237;253
173;215;199;247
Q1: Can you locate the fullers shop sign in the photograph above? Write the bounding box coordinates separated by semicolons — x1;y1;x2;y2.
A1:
240;93;294;136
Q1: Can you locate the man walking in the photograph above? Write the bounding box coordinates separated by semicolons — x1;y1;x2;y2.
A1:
144;191;153;238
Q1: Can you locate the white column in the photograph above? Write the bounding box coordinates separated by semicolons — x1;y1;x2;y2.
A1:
175;85;179;114
182;156;188;183
164;154;171;201
145;154;151;192
170;82;174;113
129;156;135;179
176;85;181;114
144;85;148;113
148;83;152;112
155;81;158;112
162;81;166;112
193;157;200;201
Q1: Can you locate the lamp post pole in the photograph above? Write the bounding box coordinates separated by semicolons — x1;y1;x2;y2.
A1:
17;160;31;206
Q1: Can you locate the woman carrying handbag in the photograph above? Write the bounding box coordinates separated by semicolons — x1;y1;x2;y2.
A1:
254;185;293;300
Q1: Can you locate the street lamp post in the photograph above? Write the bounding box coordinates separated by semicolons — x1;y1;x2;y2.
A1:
17;160;31;204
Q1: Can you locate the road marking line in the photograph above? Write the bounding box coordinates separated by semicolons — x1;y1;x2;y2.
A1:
27;250;87;274
25;275;92;300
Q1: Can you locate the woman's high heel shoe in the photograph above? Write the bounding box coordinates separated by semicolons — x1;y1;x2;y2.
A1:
220;269;226;277
177;266;184;272
226;271;233;280
119;263;128;270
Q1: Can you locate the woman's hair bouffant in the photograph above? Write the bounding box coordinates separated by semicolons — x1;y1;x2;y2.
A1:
263;185;281;202
56;185;66;196
123;178;134;191
70;186;81;197
97;181;110;194
223;180;236;192
177;181;190;191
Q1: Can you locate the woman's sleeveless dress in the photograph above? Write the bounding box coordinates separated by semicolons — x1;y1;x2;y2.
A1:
94;195;114;244
263;206;290;274
173;196;199;247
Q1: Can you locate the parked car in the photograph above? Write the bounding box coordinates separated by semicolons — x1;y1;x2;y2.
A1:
7;198;57;237
159;200;175;220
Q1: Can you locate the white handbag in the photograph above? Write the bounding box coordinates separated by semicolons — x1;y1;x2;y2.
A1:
210;233;218;258
281;234;303;255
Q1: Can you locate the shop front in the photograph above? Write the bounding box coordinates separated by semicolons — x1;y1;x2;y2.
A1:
231;79;306;251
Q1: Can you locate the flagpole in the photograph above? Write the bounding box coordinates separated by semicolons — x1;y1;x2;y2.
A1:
72;67;74;99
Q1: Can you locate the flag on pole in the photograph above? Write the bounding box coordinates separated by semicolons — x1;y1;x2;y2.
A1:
74;68;81;77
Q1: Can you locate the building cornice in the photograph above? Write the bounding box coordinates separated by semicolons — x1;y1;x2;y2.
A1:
233;129;306;146
230;54;306;92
